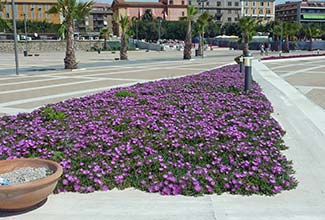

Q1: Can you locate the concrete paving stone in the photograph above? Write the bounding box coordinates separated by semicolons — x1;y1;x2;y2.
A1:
0;79;134;104
0;78;88;92
306;89;325;109
285;72;325;87
0;76;48;83
8;91;111;109
100;69;200;80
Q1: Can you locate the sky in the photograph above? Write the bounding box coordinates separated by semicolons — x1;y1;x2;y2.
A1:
95;0;304;5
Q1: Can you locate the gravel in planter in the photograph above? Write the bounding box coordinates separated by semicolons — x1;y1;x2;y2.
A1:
0;167;53;185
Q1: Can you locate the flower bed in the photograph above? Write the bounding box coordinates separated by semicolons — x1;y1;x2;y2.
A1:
0;65;297;196
261;53;325;60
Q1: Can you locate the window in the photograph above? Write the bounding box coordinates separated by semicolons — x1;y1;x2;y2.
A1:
169;0;173;5
252;9;255;14
189;0;191;5
234;17;238;21
227;17;232;22
182;11;185;16
229;10;232;14
217;1;221;6
245;9;248;14
182;0;184;5
206;1;209;6
24;4;28;13
266;9;271;14
259;9;263;14
46;4;50;18
228;2;232;6
261;2;264;6
253;2;255;6
245;1;248;6
235;2;239;7
267;1;270;6
6;4;10;16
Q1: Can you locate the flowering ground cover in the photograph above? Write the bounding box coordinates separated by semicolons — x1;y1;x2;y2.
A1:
261;53;325;60
0;65;297;196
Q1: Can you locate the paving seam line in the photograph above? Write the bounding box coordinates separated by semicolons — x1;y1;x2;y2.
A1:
253;60;325;135
261;55;325;63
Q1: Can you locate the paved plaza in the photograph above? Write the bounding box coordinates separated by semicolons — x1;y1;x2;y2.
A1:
0;49;241;116
1;51;325;219
264;57;325;109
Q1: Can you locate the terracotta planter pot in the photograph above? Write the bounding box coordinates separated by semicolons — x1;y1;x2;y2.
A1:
0;158;63;211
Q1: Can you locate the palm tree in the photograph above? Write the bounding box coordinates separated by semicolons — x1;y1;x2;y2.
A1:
196;11;211;57
239;17;259;56
271;23;283;51
182;6;197;60
48;0;94;69
99;28;110;50
114;14;130;60
282;22;301;53
305;25;321;51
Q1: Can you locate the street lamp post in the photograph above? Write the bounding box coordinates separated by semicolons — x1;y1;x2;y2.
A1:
11;0;19;75
158;18;162;44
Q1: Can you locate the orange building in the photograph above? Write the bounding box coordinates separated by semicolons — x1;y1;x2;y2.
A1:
0;0;60;24
111;0;187;35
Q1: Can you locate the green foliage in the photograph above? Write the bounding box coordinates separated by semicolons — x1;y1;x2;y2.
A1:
141;9;154;22
115;90;137;98
15;20;60;33
239;17;260;42
161;21;187;40
205;21;221;37
42;107;66;121
221;23;241;36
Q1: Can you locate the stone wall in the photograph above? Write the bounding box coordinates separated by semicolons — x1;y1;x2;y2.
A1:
0;40;104;53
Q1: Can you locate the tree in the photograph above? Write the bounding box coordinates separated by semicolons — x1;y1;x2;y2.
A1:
182;6;197;60
221;23;241;36
205;21;221;38
0;0;10;32
141;9;153;22
282;22;301;53
48;0;94;69
239;17;259;56
114;14;130;60
196;11;211;57
271;23;283;51
99;28;110;50
304;25;321;51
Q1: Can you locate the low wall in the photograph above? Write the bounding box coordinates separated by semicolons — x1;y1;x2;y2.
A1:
0;40;105;53
136;41;163;51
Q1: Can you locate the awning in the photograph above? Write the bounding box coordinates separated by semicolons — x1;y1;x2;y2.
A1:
303;14;325;19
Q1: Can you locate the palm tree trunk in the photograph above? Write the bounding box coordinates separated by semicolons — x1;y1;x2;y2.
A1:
183;20;192;60
103;38;107;50
64;21;77;69
284;35;289;53
243;35;249;56
309;38;313;51
120;32;128;60
198;33;203;57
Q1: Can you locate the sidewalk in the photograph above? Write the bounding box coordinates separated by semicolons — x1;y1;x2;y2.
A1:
2;61;325;220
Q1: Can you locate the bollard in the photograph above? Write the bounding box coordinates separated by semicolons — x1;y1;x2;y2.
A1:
244;54;253;92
